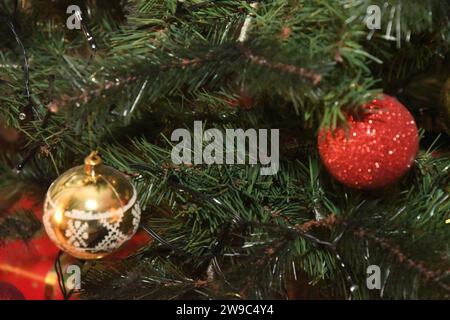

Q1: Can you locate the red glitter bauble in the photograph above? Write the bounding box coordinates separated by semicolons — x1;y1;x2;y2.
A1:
318;94;419;189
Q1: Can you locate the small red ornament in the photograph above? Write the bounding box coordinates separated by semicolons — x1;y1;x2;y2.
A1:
318;94;419;189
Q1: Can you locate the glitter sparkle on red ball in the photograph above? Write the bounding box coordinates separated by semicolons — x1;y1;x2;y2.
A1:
318;94;419;189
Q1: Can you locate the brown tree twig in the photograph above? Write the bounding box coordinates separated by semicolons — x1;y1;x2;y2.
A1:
353;228;450;292
294;215;449;291
241;47;322;85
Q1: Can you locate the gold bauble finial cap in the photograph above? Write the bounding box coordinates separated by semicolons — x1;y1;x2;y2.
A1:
84;151;102;177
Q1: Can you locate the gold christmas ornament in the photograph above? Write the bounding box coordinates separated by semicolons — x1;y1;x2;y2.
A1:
43;152;141;260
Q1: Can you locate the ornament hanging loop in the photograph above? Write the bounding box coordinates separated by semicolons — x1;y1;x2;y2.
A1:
84;151;102;178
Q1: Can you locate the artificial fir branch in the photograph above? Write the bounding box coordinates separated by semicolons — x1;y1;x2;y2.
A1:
0;0;449;300
0;210;41;244
353;228;450;292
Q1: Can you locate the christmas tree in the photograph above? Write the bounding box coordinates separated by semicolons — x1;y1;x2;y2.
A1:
0;0;449;300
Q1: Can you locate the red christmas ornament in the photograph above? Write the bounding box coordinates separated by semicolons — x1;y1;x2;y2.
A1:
318;94;419;189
